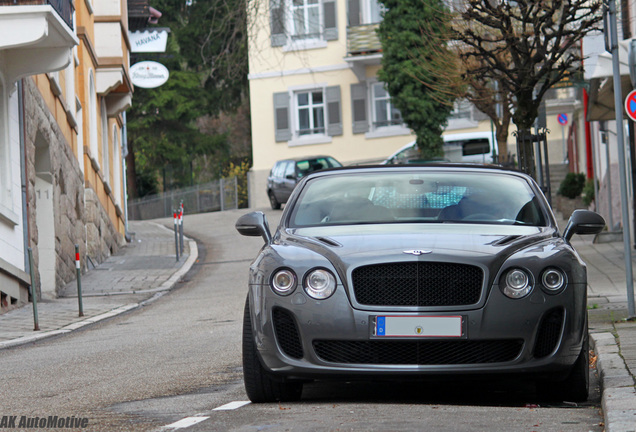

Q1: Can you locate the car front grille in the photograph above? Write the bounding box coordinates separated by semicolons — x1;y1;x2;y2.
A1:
352;262;483;307
533;308;564;358
313;339;524;365
272;308;303;359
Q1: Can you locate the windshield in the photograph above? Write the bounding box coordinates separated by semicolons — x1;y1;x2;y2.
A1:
289;171;547;227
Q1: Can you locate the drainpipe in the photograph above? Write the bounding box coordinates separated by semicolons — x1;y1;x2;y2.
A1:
122;111;130;241
18;79;30;273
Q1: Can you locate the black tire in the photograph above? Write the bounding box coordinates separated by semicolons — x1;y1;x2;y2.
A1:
268;192;281;210
242;297;303;402
537;326;589;403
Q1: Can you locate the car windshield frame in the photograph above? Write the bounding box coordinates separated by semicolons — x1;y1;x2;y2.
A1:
287;169;550;228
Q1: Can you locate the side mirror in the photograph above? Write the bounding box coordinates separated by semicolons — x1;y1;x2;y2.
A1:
235;211;272;244
563;209;606;242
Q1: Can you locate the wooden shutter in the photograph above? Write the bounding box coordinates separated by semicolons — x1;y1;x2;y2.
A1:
351;83;369;134
326;86;343;136
323;0;338;41
348;0;360;26
271;0;286;47
273;92;292;142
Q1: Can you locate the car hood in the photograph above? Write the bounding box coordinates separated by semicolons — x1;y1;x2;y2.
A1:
282;223;559;277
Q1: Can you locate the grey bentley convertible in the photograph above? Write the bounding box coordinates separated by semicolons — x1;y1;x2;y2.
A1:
236;164;605;403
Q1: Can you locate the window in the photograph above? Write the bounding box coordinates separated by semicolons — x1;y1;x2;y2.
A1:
270;0;338;47
0;78;13;223
296;90;325;136
365;0;384;24
273;86;341;143
113;126;121;205
88;71;99;168
101;99;109;185
292;0;321;39
372;82;402;129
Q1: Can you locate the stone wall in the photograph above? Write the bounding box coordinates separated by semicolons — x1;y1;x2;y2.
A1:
22;78;123;298
85;187;123;263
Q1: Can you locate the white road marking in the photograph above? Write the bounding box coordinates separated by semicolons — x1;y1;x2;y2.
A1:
162;416;209;430
213;401;251;411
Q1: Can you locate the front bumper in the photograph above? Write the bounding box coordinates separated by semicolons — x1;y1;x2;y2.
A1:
247;283;587;380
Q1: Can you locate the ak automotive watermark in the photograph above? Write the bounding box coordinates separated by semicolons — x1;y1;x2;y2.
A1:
0;416;89;429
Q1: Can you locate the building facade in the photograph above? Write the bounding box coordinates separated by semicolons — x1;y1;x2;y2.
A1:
0;0;139;312
247;0;579;209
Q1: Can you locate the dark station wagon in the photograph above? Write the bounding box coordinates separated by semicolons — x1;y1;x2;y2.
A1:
266;155;341;209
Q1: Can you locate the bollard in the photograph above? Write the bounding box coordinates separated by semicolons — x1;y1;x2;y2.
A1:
179;205;184;254
27;248;40;331
75;245;84;317
173;210;180;261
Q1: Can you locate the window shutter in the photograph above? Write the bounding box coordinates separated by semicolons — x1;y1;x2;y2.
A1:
348;0;360;26
326;86;342;137
273;92;292;142
323;0;338;41
270;0;286;47
351;83;369;134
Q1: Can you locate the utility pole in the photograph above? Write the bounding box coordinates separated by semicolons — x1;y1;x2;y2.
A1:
606;0;636;318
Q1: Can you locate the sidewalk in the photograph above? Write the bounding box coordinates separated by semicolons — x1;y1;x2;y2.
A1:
0;220;197;349
571;228;636;432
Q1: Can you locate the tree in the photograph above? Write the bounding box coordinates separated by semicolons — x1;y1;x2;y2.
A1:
377;0;455;159
450;0;603;176
126;0;251;198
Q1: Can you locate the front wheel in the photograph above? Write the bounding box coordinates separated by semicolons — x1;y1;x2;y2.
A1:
242;297;303;402
537;328;589;402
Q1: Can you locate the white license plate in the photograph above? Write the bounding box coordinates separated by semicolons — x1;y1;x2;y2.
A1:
375;315;463;337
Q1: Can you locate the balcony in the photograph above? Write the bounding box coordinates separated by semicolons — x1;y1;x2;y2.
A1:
0;1;78;84
347;23;382;56
0;0;74;30
345;23;382;81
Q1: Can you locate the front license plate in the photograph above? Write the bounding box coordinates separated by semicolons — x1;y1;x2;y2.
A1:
375;315;463;337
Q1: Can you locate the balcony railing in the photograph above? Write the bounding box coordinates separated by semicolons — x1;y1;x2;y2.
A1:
347;23;382;56
0;0;74;30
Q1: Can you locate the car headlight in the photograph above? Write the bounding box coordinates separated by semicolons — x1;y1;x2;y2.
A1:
304;268;336;299
271;269;297;295
541;268;566;293
501;268;532;299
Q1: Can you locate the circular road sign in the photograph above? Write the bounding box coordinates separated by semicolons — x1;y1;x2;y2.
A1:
626;90;636;122
557;113;568;125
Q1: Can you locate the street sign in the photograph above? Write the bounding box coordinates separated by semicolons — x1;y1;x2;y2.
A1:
625;89;636;121
557;113;568;125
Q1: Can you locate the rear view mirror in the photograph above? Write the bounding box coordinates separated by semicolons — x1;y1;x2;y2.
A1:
563;210;606;242
236;211;272;244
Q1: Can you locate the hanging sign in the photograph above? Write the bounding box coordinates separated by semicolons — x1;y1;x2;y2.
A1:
625;90;636;122
130;61;169;89
129;29;170;53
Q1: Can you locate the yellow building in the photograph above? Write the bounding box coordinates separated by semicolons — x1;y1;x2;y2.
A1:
247;1;582;209
0;0;141;311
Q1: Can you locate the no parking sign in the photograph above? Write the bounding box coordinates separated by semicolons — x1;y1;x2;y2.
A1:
557;113;568;125
625;90;636;122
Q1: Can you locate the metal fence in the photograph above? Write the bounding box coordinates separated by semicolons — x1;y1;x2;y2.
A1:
127;177;238;220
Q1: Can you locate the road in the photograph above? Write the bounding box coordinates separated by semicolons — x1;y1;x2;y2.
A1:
0;208;603;431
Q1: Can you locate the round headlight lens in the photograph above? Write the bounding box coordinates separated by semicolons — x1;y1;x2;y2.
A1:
271;269;297;295
304;268;336;299
542;268;566;292
502;269;532;299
